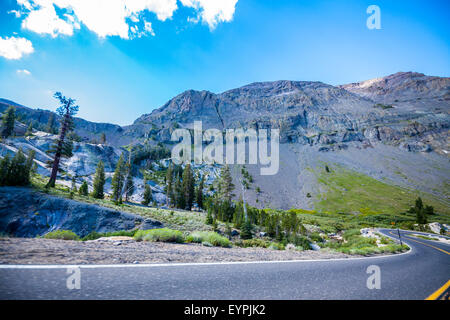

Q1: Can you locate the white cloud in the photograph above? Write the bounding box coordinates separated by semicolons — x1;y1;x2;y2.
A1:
8;10;23;18
0;36;34;60
14;0;238;39
144;21;155;36
17;69;32;75
181;0;238;29
21;1;75;37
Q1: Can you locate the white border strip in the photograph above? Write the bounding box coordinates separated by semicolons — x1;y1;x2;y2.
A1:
0;229;412;269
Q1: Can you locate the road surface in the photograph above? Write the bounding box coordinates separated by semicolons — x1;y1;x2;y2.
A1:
0;229;448;300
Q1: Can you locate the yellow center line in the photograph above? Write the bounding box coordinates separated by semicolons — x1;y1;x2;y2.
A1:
388;231;450;255
387;231;450;300
425;280;450;300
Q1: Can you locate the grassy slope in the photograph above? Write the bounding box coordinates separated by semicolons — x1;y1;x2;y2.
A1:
314;165;450;216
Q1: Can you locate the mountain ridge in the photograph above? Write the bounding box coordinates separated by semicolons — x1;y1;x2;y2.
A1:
1;71;449;155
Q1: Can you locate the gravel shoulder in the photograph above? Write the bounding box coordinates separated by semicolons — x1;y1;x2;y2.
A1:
0;237;359;265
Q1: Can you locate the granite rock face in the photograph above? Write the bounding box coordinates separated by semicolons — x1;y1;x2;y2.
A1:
0;187;163;237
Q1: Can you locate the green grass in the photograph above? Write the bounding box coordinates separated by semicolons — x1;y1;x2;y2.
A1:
134;228;185;243
81;230;137;241
315;165;450;216
186;231;232;248
323;231;409;255
43;230;80;241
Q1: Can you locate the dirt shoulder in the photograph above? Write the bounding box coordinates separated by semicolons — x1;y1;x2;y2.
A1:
0;237;357;265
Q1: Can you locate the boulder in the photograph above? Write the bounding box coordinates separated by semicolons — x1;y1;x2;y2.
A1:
139;218;163;230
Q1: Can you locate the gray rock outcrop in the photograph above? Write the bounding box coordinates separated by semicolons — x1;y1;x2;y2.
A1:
0;187;162;237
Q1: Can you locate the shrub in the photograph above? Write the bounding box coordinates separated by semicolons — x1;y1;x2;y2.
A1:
268;242;285;250
236;238;270;248
81;230;137;241
240;219;253;239
44;230;80;241
291;234;312;250
342;229;361;240
310;232;324;243
79;181;89;196
134;228;184;243
380;236;391;245
186;231;231;248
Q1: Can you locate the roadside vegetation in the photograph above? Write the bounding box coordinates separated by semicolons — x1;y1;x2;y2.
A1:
43;230;80;241
321;229;407;255
28;167;450;256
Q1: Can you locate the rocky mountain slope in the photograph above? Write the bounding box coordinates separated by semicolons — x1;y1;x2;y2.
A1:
1;72;449;211
0;187;163;237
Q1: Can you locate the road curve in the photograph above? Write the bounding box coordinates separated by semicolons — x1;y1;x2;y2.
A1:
0;229;448;300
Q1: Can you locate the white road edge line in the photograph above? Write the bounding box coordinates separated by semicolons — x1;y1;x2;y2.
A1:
0;229;413;269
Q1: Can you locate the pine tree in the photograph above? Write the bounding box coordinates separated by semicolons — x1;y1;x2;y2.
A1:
415;197;423;211
1;106;16;138
79;180;88;196
174;174;185;209
240;218;253;240
91;160;105;199
71;176;77;193
0;154;10;186
219;165;234;202
111;154;126;203
196;175;204;209
46;113;56;134
125;169;134;202
182;164;195;210
7;149;30;186
46;92;79;187
25;123;33;136
424;205;434;215
142;181;152;206
206;209;214;225
25;149;35;184
121;153;134;203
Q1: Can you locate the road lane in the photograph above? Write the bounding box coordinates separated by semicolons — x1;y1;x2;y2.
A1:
0;229;448;300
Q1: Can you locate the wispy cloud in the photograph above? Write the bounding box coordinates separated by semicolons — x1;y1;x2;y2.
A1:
0;36;34;60
17;69;32;75
14;0;239;39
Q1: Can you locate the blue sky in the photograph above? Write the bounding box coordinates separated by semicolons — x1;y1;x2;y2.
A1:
0;0;449;125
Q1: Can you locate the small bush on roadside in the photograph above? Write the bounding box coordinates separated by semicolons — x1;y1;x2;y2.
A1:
268;242;285;250
186;231;231;248
240;238;270;248
44;230;80;241
290;235;311;250
310;232;324;243
342;229;361;240
81;230;137;241
134;228;184;243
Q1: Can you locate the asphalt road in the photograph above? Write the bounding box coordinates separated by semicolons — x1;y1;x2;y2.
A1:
0;229;448;300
